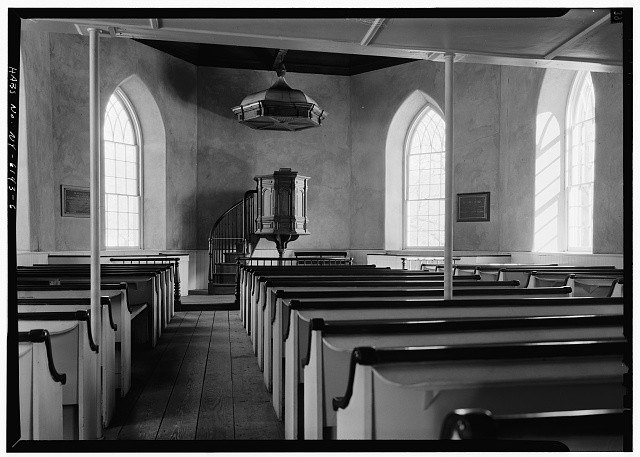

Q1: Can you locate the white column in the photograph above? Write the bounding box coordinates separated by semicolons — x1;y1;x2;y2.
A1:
88;28;101;348
443;53;455;300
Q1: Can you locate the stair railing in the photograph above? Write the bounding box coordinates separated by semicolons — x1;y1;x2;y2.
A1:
208;190;257;289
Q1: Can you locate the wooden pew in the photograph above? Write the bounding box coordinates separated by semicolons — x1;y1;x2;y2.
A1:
243;268;478;335
440;407;625;451
292;300;623;439
27;263;172;329
237;258;355;310
268;286;573;420
110;256;181;311
17;283;141;396
249;273;483;378
18;311;101;440
17;297;117;428
611;278;624;298
333;339;626;439
17;266;162;347
255;278;516;371
528;272;624;297
451;264;558;279
18;329;66;440
239;265;379;328
254;276;487;356
497;266;619;287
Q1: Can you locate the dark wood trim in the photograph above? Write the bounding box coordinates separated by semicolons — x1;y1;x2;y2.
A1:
18;310;99;353
18;329;67;384
301;314;623;367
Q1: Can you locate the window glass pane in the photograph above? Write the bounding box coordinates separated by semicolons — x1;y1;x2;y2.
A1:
118;230;129;247
126;179;137;196
103;91;142;248
116;178;127;194
115;160;126;178
566;72;594;251
126;162;137;180
128;231;138;247
107;229;118;246
129;213;139;230
106;194;118;212
129;196;139;214
104;141;115;159
118;213;128;230
118;195;128;212
115;143;126;162
104;159;115;177
113;119;125;143
126;145;137;163
408;185;419;200
106;211;118;229
404;105;446;247
123;122;135;145
105;177;116;194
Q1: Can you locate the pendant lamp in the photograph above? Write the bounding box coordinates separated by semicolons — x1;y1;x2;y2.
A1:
231;65;327;131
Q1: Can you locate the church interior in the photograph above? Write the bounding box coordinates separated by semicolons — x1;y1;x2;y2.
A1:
8;9;630;451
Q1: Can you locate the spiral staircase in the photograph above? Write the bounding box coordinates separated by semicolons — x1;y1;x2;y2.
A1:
207;190;259;295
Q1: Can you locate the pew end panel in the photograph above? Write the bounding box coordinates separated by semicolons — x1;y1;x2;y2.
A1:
18;332;66;441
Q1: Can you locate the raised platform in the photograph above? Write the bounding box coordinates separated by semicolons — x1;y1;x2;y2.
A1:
180;294;238;311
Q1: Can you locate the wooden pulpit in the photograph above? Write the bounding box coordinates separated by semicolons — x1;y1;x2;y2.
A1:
254;168;309;259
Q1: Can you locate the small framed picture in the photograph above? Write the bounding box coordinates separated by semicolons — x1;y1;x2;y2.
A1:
61;185;90;218
457;192;490;222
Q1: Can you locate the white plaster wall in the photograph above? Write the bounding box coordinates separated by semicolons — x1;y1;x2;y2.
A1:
20;31;198;252
592;72;624;254
196;67;351;251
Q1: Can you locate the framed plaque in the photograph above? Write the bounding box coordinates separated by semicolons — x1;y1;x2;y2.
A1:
61;185;90;218
457;192;490;222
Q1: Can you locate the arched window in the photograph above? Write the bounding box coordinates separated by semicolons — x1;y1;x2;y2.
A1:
565;72;595;252
103;89;142;248
404;106;446;248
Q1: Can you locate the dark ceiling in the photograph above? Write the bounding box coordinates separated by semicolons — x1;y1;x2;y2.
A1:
134;39;417;76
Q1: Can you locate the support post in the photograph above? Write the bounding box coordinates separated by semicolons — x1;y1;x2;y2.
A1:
443;53;455;300
89;27;102;366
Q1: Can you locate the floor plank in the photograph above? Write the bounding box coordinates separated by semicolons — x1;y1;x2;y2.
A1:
117;312;200;440
229;311;284;439
156;312;214;440
196;311;235;440
104;309;284;441
103;312;187;440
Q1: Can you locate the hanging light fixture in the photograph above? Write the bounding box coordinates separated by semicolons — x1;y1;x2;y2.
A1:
231;62;327;132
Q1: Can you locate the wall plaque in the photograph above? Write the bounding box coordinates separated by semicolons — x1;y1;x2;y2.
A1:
61;185;90;218
457;192;490;222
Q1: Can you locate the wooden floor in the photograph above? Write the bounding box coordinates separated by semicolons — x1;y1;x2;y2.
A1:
104;310;284;440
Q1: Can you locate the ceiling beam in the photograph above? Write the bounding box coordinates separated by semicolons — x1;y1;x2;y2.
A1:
21;18;623;73
544;13;610;60
360;18;387;46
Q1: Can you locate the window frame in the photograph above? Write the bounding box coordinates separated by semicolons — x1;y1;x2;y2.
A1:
402;104;446;250
102;88;144;250
564;71;594;253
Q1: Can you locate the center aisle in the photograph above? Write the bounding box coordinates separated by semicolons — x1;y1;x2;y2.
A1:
104;310;285;440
